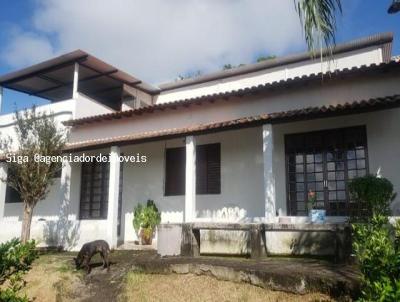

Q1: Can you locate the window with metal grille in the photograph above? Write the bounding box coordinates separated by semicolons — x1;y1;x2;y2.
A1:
79;162;110;219
164;143;221;196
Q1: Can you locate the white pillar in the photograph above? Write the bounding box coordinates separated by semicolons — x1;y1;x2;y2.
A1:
107;146;121;248
0;163;8;219
0;86;3;113
57;160;72;247
263;124;276;222
185;136;196;222
72;63;79;99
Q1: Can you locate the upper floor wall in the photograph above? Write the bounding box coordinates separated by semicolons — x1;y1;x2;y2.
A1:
68;68;400;145
0;92;114;152
155;45;385;104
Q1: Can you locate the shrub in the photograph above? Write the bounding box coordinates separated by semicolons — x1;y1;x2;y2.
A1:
133;200;161;244
353;216;400;301
351;175;400;301
0;239;37;301
349;175;396;220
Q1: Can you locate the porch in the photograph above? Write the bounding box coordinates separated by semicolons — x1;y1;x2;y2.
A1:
1;104;399;253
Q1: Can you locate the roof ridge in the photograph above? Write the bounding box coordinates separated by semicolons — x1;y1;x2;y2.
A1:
158;32;393;91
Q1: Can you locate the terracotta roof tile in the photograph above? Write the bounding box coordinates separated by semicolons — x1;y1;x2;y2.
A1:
63;60;400;127
63;94;400;152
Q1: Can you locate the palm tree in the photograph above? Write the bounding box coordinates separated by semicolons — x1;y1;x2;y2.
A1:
295;0;342;55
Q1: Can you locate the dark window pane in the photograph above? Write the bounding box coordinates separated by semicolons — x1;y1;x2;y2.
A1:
5;185;22;203
165;147;186;196
79;162;110;219
196;143;221;195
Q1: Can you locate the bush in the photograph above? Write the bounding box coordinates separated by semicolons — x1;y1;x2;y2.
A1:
133;200;161;244
0;239;37;302
351;175;400;301
349;175;396;220
353;216;400;301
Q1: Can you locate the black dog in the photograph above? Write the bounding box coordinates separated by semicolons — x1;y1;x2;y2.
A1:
74;240;111;274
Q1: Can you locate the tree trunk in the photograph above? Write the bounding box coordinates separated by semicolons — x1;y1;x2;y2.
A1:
21;203;33;243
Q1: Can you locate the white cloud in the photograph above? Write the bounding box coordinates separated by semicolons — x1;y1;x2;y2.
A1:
1;30;54;68
1;0;305;84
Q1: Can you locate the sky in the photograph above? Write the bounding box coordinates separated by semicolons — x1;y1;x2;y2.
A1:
0;0;399;114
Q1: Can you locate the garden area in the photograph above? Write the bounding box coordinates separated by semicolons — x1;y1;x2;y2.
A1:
1;250;336;302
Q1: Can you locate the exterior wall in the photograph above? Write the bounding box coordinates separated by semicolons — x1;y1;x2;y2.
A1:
155;46;383;104
0;100;74;151
70;72;400;145
273;107;400;216
74;93;115;119
120;127;264;242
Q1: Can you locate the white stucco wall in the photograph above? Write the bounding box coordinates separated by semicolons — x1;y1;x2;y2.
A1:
119;127;264;242
74;93;114;119
70;72;400;145
156;46;383;104
0;100;75;152
272;107;400;216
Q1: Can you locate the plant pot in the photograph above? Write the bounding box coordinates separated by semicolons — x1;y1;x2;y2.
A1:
139;228;154;245
309;209;326;224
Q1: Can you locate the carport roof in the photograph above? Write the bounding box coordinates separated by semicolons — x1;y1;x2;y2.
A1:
0;50;160;109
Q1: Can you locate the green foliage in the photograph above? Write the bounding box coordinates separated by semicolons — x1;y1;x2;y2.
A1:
353;216;400;301
295;0;342;54
0;107;66;242
0;239;38;301
349;175;396;220
132;200;161;235
256;55;276;62
351;175;400;301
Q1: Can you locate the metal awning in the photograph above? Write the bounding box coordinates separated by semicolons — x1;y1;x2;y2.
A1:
0;50;159;110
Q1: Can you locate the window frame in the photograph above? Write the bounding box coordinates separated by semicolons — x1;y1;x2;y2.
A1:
164;143;221;196
79;161;110;220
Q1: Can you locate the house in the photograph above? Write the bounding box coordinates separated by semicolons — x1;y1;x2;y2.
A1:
0;32;399;254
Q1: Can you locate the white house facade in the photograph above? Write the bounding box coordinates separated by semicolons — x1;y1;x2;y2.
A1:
0;33;399;254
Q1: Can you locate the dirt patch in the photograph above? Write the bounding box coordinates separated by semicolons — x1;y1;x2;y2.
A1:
22;251;354;301
23;253;88;302
23;250;152;302
121;272;334;302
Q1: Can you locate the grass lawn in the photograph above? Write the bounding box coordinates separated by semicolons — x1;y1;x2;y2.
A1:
121;272;334;302
21;253;335;302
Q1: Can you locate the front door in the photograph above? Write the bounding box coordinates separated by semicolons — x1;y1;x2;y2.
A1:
285;126;369;216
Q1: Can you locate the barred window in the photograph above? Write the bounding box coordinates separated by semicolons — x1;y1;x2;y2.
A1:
79;162;109;219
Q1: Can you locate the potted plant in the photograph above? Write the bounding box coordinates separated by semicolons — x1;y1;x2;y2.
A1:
133;200;161;245
308;190;326;224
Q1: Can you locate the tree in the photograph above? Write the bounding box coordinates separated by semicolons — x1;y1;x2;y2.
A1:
295;0;343;54
0;107;66;242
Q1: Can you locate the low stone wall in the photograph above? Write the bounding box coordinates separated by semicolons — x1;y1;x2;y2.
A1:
157;223;352;260
133;256;360;300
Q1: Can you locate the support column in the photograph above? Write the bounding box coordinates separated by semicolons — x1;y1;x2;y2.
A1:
185;136;196;222
72;63;79;100
0;86;3;113
263;124;276;222
57;160;72;247
107;146;121;248
0;163;8;219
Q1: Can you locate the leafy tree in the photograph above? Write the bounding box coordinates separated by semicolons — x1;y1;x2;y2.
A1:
0;107;66;242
